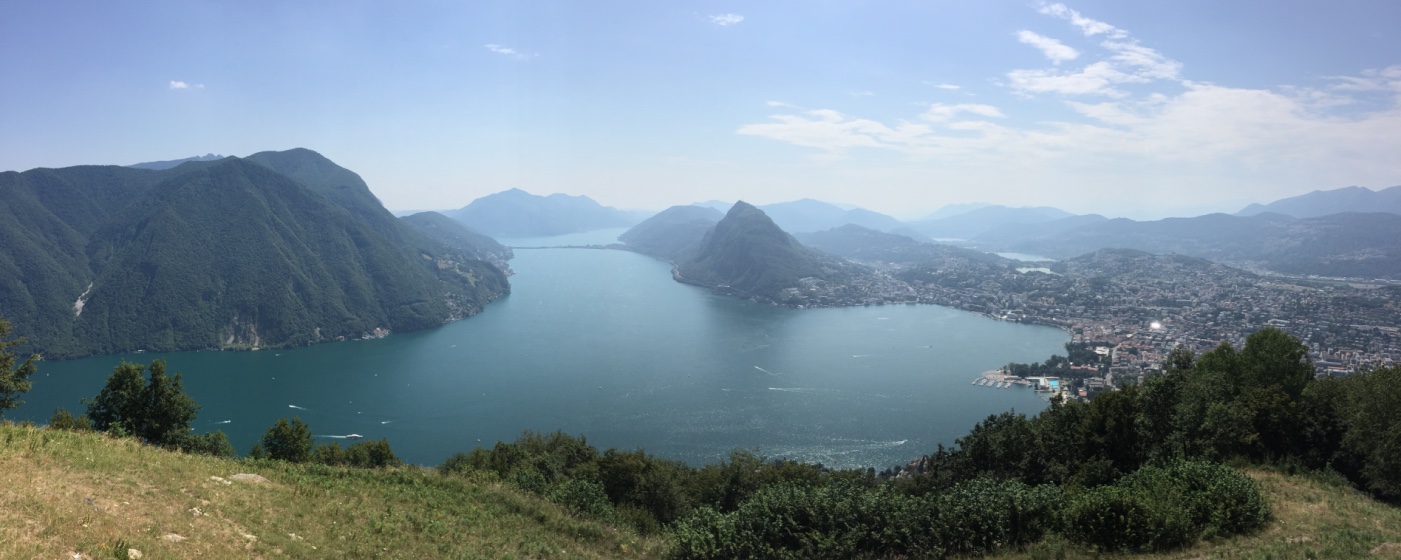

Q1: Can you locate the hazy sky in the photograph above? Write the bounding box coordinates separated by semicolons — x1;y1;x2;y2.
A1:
3;1;1399;220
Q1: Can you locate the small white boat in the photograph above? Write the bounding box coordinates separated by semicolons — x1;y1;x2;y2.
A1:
345;434;363;440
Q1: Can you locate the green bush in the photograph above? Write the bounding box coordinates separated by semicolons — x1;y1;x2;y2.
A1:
670;507;737;559
1064;461;1269;552
257;417;313;463
180;430;236;458
937;477;1062;555
48;407;93;431
508;466;549;495
1062;485;1158;551
346;438;402;469
546;478;620;523
672;482;942;559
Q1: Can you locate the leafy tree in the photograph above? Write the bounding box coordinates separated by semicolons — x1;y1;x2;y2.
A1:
258;417;313;463
137;360;199;447
87;361;146;435
85;360;199;447
181;430;236;458
48;407;93;431
1337;365;1401;498
0;318;39;417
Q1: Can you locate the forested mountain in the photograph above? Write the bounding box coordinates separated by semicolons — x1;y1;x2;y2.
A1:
674;201;864;301
1237;185;1401;218
795;224;1008;266
400;211;513;265
445;188;644;237
617;204;723;261
0;149;509;358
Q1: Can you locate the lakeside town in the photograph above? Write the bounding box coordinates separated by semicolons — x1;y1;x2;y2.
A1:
761;247;1401;395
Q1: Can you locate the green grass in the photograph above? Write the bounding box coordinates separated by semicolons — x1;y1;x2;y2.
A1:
0;423;666;559
6;420;1401;559
995;469;1401;560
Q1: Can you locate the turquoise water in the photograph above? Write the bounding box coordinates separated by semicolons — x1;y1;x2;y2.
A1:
12;242;1066;470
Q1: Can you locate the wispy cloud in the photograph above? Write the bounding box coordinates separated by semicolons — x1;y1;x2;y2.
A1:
1006;5;1179;96
1017;30;1078;64
168;80;203;90
735;4;1401;210
1037;2;1125;39
709;13;744;26
485;44;536;60
850;90;876;97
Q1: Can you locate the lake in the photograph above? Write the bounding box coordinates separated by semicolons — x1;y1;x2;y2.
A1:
12;231;1067;470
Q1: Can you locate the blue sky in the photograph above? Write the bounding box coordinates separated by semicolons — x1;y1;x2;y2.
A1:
3;1;1399;220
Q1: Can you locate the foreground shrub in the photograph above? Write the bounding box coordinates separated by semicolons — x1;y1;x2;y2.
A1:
180;430;236;458
937;477;1063;555
671;482;941;559
1064;460;1269;551
547;478;620;523
48;407;93;431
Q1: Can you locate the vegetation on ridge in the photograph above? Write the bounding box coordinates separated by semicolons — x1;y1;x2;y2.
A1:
0;150;510;359
8;314;1401;558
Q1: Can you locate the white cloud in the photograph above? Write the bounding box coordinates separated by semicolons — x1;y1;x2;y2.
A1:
485;44;536;60
1037;2;1126;39
737;67;1401;214
1007;61;1144;97
933;83;961;90
1325;65;1401;93
1007;6;1180;97
709;14;744;26
1016;30;1079;64
922;103;1005;121
168;80;203;90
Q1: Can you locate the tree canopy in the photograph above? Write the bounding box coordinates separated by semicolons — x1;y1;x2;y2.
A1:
85;359;198;447
0;317;38;416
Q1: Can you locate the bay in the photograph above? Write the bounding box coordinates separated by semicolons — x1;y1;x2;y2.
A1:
12;238;1067;470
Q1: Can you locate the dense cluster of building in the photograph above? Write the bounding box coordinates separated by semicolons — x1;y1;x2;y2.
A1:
888;250;1401;380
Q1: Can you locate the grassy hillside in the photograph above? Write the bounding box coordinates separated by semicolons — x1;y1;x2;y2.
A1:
0;423;665;559
6;421;1401;559
992;469;1401;559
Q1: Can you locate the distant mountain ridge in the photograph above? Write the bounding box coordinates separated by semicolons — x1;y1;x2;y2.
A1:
0;149;509;358
1237;185;1401;218
911;205;1076;240
127;153;225;170
618;205;723;262
1004;211;1401;279
757;199;909;234
446;188;644;237
795;225;1009;266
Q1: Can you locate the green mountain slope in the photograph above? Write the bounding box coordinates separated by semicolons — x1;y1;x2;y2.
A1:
0;150;509;358
795;224;1010;266
674;201;862;302
400;211;512;264
618;204;723;262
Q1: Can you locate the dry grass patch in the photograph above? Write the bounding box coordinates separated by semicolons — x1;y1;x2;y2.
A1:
0;423;666;559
